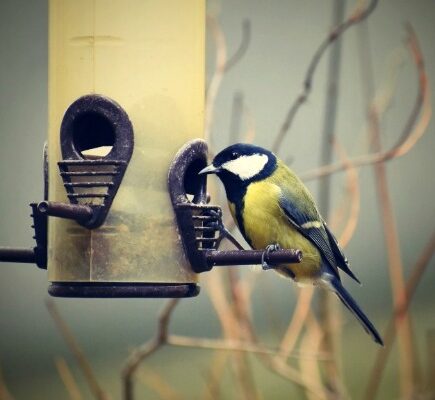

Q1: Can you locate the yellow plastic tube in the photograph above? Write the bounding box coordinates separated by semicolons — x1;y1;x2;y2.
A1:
48;0;204;291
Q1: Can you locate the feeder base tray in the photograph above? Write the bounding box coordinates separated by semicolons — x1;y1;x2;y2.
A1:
48;282;200;298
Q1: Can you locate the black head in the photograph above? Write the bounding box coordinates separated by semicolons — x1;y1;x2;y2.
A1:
199;143;277;202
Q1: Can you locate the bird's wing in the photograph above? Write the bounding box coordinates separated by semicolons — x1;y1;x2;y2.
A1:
323;222;361;284
278;195;341;280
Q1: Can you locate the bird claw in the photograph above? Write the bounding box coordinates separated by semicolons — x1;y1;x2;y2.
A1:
261;244;281;270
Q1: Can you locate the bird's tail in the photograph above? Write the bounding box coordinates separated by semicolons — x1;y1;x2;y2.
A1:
328;275;384;346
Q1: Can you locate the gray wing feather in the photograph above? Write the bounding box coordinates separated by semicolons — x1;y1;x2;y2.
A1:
323;223;361;284
278;196;341;280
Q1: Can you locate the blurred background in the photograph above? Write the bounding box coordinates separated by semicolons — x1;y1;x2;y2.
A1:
0;0;434;399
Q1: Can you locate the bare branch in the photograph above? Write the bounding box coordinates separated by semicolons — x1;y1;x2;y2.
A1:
206;18;252;147
229;92;244;144
316;2;346;395
201;352;228;400
226;269;260;400
137;367;183;400
231;301;335;398
54;357;83;400
277;287;314;361
122;299;180;400
301;25;431;181
364;232;435;400
299;314;329;400
167;334;330;360
224;19;251;73
332;139;361;248
272;0;379;153
204;15;227;146
46;300;109;400
360;22;423;398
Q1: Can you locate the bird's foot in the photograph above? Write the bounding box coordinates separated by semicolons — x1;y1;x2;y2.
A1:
261;243;281;270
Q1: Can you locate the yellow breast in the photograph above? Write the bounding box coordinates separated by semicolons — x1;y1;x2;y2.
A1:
240;180;322;282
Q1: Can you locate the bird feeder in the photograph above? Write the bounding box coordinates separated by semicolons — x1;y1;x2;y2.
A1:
0;0;205;297
0;0;302;297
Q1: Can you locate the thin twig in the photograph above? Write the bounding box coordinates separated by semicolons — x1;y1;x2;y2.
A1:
266;356;333;399
204;15;227;146
203;266;251;399
235;301;335;399
364;23;422;399
122;299;180;400
301;25;431;181
205;271;239;336
272;0;379;153
137;367;183;400
299;314;328;400
332;139;361;248
370;82;417;400
201;351;228;400
229;92;244;144
226;268;260;400
54;357;83;400
205;17;252;147
224;19;251;73
277;287;314;361
167;335;331;360
364;232;435;400
317;1;346;396
46;300;109;400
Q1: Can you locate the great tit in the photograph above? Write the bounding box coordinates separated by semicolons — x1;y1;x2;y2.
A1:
199;143;383;345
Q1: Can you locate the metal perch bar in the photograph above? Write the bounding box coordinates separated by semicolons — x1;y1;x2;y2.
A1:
0;248;36;263
206;249;302;267
37;201;94;222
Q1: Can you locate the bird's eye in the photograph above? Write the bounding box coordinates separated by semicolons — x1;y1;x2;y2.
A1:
230;152;239;160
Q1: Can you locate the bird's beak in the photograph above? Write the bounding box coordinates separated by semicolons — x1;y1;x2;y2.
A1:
198;164;220;175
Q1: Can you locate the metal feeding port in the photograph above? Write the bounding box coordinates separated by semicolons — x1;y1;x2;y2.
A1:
168;139;303;273
0;94;134;271
38;95;134;229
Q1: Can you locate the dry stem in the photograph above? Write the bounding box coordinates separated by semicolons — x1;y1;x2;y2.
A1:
362;24;428;399
201;351;228;400
223;19;251;73
54;357;83;400
370;93;417;398
299;314;328;400
317;1;346;395
227;268;260;400
137;367;183;400
333;139;361;248
205;17;251;147
277;287;314;361
272;0;379;153
167;334;330;361
46;300;109;400
122;299;180;400
204;15;227;146
364;232;435;400
301;26;431;182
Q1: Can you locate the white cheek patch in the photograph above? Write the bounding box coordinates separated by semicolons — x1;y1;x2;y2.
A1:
222;154;269;180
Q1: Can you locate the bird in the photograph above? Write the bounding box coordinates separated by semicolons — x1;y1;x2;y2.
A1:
199;143;383;345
